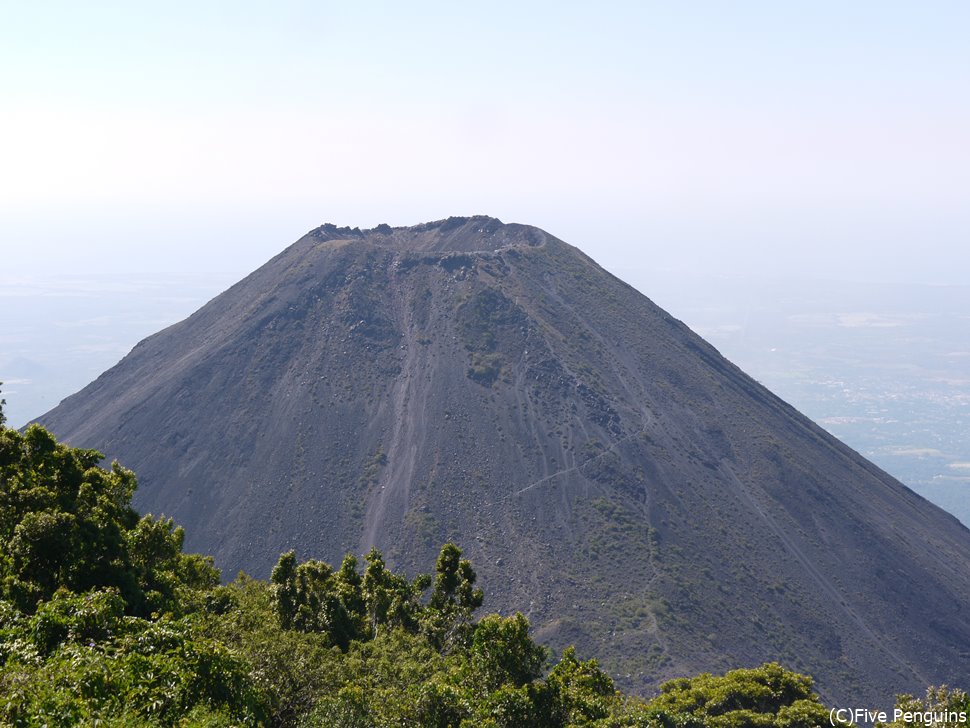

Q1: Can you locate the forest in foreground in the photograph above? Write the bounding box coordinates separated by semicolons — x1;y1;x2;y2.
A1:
0;389;964;727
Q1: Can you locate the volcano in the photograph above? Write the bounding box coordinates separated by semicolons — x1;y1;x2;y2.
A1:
38;216;970;704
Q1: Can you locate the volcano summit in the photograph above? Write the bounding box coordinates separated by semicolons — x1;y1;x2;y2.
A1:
38;216;970;704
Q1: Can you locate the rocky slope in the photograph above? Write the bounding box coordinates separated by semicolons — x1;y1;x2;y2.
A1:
38;216;970;705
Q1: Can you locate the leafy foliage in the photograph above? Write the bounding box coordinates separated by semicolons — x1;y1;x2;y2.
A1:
0;422;217;617
0;588;265;725
638;663;831;728
878;687;970;728
0;412;261;725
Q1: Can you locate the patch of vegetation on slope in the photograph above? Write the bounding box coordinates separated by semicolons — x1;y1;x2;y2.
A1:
456;287;527;386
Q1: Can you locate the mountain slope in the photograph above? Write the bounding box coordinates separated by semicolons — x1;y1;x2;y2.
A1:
38;216;970;705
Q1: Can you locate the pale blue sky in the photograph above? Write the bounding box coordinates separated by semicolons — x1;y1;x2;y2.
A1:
2;1;969;283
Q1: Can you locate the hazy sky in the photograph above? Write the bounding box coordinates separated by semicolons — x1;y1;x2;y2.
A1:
2;1;969;284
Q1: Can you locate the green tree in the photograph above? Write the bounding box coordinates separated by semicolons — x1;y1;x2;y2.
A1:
1;604;267;725
0;422;208;617
336;553;366;637
361;546;430;638
205;574;339;726
429;542;483;613
423;542;484;651
269;551;364;649
467;613;547;695
0;412;265;724
640;662;830;728
270;549;299;630
547;646;618;724
878;686;970;728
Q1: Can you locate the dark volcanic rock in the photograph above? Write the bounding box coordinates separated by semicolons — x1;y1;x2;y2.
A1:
37;215;970;705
